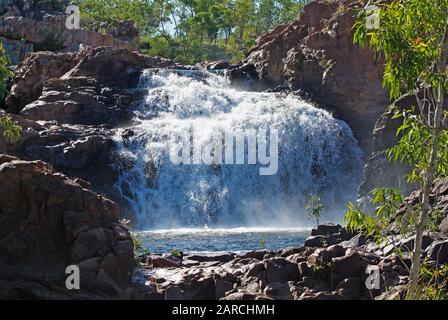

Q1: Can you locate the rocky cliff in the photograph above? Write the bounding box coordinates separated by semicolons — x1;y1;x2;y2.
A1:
0;155;134;299
0;0;139;64
243;0;390;157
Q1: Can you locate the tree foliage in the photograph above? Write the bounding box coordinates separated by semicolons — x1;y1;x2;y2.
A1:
75;0;310;64
353;0;448;298
344;188;403;242
0;43;21;143
305;194;325;226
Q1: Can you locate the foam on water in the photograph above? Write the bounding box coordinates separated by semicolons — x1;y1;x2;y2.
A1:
114;69;363;229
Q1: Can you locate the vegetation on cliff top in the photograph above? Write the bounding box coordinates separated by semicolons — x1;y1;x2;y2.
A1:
75;0;311;64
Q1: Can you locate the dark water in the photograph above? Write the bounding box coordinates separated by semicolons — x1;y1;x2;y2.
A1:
137;227;310;254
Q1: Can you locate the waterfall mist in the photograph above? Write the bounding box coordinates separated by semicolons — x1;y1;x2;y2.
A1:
114;70;363;230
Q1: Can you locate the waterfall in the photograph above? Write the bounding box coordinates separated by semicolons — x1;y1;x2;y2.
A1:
114;69;363;229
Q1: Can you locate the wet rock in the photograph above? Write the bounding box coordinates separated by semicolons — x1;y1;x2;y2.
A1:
196;60;229;70
187;252;235;263
311;224;342;237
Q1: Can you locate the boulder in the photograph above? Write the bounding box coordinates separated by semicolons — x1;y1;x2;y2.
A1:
341;233;368;249
187;252;235;263
426;239;448;264
165;277;215;300
399;234;434;252
221;292;273;300
307;248;331;266
239;250;272;260
263;282;292;300
311;224;342;236
0;156;134;299
5;50;79;113
278;246;307;257
297;261;314;278
304;235;328;247
244;262;266;278
264;258;300;283
336;277;362;299
215;279;234;299
330;252;365;288
147;255;181;268
304;234;344;248
195;60;229;70
6;47;174;114
299;291;343;300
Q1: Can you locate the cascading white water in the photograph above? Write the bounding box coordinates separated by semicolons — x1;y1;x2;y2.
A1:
114;69;363;229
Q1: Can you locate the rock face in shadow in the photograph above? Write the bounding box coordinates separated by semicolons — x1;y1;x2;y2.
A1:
0;155;134;299
243;0;390;155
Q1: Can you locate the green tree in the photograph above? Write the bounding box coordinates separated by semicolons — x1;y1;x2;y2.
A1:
0;43;21;143
0;43;11;100
354;0;448;297
305;194;324;226
75;0;311;64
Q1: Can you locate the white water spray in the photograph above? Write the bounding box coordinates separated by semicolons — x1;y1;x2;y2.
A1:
114;69;363;229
